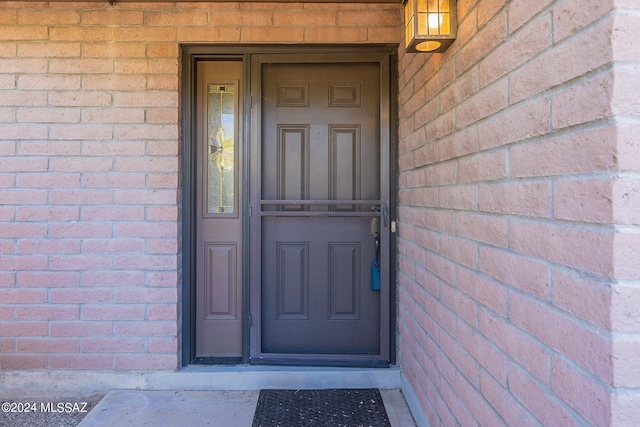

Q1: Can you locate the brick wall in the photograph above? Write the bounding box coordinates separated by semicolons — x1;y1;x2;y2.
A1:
2;0;639;425
0;1;402;371
609;1;640;424
397;0;640;425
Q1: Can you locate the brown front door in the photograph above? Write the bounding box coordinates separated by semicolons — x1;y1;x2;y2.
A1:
250;54;391;365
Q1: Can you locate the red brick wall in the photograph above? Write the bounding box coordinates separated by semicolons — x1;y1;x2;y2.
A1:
397;0;640;425
0;1;402;371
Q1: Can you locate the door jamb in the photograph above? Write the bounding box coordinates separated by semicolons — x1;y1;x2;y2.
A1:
180;45;398;367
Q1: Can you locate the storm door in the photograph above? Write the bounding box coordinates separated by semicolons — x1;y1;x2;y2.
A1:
249;54;391;366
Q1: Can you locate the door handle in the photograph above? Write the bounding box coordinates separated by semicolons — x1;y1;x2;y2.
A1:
382;204;388;228
371;203;389;227
371;231;381;291
370;216;380;259
374;234;380;260
370;207;382;291
371;204;388;228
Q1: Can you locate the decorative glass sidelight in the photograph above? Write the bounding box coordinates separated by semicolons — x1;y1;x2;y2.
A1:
207;83;236;214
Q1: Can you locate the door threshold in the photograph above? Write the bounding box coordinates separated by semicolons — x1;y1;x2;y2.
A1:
250;355;389;368
0;367;401;394
176;364;402;390
193;357;243;365
183;364;396;372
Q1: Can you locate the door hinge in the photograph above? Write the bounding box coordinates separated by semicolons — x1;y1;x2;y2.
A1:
391;220;397;233
249;203;252;217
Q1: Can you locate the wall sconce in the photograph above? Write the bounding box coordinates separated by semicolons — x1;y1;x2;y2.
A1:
404;0;457;53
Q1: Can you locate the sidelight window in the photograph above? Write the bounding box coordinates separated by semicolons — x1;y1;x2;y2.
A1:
206;82;237;215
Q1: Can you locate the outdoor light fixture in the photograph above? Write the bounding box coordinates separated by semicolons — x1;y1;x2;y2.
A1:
404;0;457;53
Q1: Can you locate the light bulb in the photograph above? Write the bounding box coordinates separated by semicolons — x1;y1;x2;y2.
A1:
428;13;442;32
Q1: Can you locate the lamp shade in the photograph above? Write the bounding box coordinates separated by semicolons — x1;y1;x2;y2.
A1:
404;0;457;53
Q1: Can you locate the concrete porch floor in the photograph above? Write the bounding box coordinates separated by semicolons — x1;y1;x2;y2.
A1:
77;388;416;426
1;366;422;426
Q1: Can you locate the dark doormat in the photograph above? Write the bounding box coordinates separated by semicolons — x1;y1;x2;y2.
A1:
252;388;391;427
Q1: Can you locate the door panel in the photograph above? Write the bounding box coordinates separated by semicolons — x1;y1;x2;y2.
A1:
262;216;380;354
252;58;389;364
195;61;243;358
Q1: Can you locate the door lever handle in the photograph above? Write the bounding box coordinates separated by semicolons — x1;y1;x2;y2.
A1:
382;204;388;228
371;204;388;228
371;203;389;227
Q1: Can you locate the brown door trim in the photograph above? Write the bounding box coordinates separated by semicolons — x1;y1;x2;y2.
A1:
180;45;397;367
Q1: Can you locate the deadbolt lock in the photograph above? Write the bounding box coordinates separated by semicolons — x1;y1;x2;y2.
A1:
370;217;380;237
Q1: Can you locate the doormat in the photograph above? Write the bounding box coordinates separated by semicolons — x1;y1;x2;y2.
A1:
252;388;391;427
